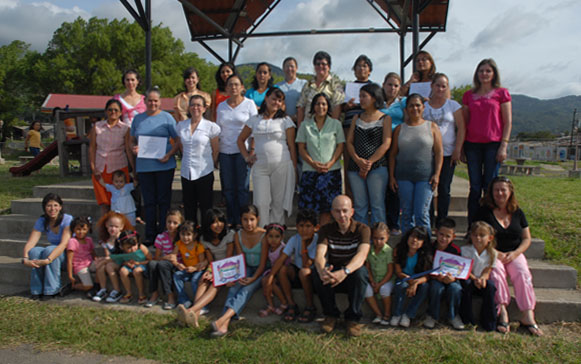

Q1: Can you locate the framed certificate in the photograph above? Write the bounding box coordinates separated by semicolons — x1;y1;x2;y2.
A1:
211;254;246;287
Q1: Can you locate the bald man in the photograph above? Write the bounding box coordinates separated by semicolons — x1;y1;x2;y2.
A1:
313;195;370;336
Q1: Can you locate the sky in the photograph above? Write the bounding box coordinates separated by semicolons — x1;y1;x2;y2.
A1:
1;0;580;99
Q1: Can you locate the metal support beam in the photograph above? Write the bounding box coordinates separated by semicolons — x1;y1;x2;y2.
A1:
400;31;405;81
119;0;151;89
198;40;226;65
412;0;420;73
178;0;243;47
403;30;437;66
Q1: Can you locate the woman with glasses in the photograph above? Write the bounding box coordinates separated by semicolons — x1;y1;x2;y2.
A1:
89;99;133;217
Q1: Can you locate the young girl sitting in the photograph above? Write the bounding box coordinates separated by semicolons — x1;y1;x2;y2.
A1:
390;226;432;328
210;205;268;336
460;221;497;332
66;216;96;294
172;221;207;309
92;212;134;303
99;169;137;226
146;208;184;309
111;230;152;304
365;222;394;325
259;223;289;317
177;209;235;327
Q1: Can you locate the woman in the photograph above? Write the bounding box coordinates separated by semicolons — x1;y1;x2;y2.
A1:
475;177;542;336
22;193;72;299
174;67;212;122
89;99;133;216
210;62;236;121
389;94;443;233
462;59;512;225
380;72;407;234
114;69;146;125
423;73;465;225
342;55;373;129
217;74;258;226
400;50;436;97
130;87;178;244
237;88;297;226
176;95;220;225
245;62;275;108
346;83;391;225
296;93;345;225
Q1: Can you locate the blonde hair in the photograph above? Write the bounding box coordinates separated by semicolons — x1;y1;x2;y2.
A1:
468;221;497;265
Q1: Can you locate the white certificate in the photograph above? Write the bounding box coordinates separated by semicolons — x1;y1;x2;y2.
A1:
211;254;246;287
344;82;365;104
137;136;167;159
409;82;432;99
430;250;473;280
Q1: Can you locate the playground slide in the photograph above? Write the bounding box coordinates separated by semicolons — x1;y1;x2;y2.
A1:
9;140;58;177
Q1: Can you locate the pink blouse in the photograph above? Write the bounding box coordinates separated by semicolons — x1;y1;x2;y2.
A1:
94;120;130;173
463;88;511;143
114;94;146;125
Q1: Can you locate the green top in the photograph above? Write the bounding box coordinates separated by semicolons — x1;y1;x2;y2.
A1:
367;244;393;283
295;116;345;172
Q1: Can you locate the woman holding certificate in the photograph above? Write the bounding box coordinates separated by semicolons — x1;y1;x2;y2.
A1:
400;51;436;97
130;87;178;245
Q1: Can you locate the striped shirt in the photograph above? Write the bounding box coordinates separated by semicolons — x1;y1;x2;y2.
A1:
318;220;370;267
93;119;130;173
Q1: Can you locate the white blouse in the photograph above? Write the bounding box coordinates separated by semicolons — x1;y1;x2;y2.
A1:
216;98;258;154
246;115;295;165
177;118;221;181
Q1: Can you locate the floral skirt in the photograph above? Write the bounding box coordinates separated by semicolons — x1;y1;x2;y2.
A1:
298;169;342;214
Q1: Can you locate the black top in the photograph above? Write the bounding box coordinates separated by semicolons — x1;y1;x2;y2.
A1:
431;241;461;256
474;206;529;253
318;219;370;267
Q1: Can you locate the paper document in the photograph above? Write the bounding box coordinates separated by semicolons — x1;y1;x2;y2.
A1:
137;136;167;159
344;82;365;104
409;82;432;99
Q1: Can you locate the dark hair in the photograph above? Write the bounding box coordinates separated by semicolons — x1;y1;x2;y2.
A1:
183;67;201;91
371;222;389;235
29;121;43;131
215;62;237;92
406;93;425;107
360;83;384;109
309;92;332;117
282;57;297;67
241;204;260;218
352;54;373;72
481;176;519;214
70;216;92;235
258;88;287;119
97;211;134;242
41;193;64;232
473;58;501;92
313;51;331;68
436;217;456;230
176;221;200;244
394;226;432;273
296;208;318;226
117;230;140;251
112;169;126;181
145;86;161;99
251;62;274;90
105;99;122;112
121;69;141;85
415;50;436;81
202;208;228;242
264;223;286;235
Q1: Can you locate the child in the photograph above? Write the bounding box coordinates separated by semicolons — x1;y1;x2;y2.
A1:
178;209;235;327
24;121;44;157
264;209;319;323
424;218;464;330
92;212;134;303
100;169;137;226
111;230;152;304
460;221;497;332
259;223;289;317
146;208;184;309
172;221;207;309
66;216;96;294
210;205;268;336
365;222;394;326
390;226;432;328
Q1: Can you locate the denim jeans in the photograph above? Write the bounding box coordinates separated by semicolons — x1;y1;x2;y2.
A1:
397;180;433;233
464;141;500;225
29;245;65;295
173;270;203;305
428;280;462;320
138;169;174;243
392;280;429;318
347;166;388;225
223;265;262;315
431;156;456;225
219;153;249;226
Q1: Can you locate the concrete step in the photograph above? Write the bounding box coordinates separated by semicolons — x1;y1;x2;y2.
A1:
452;238;545;260
0;256;29;286
0;215;41;235
527;259;578;289
518;287;581;323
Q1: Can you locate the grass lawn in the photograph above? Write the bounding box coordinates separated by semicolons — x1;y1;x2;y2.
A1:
0;297;579;364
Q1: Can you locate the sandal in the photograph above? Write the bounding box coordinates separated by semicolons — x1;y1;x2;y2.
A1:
519;321;543;336
496;320;510;334
259;305;276;317
120;294;132;304
297;306;316;323
274;304;288;316
137;296;148;305
283;304;299;322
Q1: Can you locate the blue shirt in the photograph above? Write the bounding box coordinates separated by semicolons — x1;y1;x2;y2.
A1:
402;252;418;276
130;111;178;172
380;97;407;130
282;233;318;269
245;85;278;108
33;214;73;245
106;183;136;214
276;79;307;117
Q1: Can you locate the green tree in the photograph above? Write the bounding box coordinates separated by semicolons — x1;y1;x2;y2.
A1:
451;84;471;104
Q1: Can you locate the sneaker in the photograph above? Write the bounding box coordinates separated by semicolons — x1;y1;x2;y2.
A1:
163;302;176;310
390;315;401;327
320;317;337;333
380;318;391;326
92;288;108;302
372;316;382;324
200;306;210;316
143;297;159;308
399;314;411;328
183;301;193;309
449;316;465;330
424;315;436;329
346;321;364;337
105;290;122;303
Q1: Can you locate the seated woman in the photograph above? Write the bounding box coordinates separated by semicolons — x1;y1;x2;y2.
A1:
475;176;542;336
22;193;73;300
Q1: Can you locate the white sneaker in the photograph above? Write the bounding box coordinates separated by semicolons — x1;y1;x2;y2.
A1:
200;307;210;316
380;318;391;326
390;315;401;327
450;316;465;330
400;314;411;328
372;316;382;324
424;315;436;329
92;288;107;302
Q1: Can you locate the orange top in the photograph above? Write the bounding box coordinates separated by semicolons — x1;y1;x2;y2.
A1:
177;240;205;267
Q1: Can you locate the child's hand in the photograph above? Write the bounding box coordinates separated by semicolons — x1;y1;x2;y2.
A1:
69;276;76;285
185;266;196;273
125;261;135;269
176;263;186;271
442;273;455;284
202;270;213;281
226;281;235;287
373;284;380;294
239;277;253;285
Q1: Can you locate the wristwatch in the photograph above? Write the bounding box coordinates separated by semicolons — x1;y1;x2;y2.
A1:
343;267;351;275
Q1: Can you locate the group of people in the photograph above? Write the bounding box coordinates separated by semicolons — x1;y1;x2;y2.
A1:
21;50;542;337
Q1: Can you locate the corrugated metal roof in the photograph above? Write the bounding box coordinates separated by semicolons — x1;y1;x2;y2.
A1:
41;94;174;113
